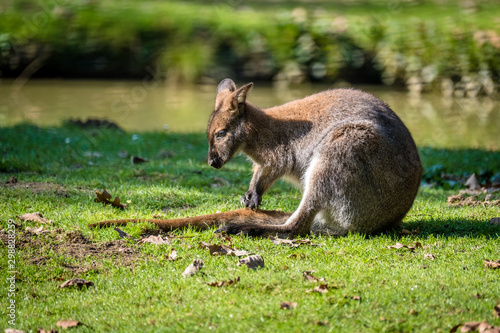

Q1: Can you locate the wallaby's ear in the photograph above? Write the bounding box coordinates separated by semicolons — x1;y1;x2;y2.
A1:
235;82;253;104
217;78;237;94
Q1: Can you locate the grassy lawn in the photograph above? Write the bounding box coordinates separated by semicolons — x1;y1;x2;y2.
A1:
1;124;499;332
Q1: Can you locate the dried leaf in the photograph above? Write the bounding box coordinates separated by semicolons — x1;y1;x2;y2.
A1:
206;277;240;287
449;321;500;333
94;190;126;209
411;242;423;250
182;259;204;278
490;217;500;225
199;242;250;257
344;295;361;301
388;242;423;251
25;226;49;234
114;227;138;242
231;249;252;257
424;254;436;261
315;320;329;326
139;235;170;245
130;156;148;164
95;189;111;200
198;241;212;249
303;271;325;282
4;330;26;333
209;244;229;256
56;320;82;329
400;228;420;235
495;304;500;318
111;197;122;208
463;321;491;332
59;278;93;289
280;302;297;309
237;255;264;270
465;173;482;190
269;237;295;246
450;323;463;333
166;249;179;261
19;212;52;224
5;176;18;184
269;236;323;247
214;233;233;245
484;259;500;269
388;242;406;249
307;284;329;294
37;329;58;333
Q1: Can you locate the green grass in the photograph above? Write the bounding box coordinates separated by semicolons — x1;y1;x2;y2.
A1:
1;124;499;332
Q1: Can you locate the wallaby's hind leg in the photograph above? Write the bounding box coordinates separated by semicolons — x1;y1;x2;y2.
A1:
279;155;324;237
219;156;323;237
311;211;349;236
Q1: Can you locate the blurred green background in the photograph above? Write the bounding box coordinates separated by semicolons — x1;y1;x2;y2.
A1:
1;0;499;92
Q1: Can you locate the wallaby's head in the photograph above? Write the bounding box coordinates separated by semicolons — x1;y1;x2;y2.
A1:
207;78;253;169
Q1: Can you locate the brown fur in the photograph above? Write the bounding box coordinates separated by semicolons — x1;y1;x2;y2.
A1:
88;209;291;231
206;79;422;237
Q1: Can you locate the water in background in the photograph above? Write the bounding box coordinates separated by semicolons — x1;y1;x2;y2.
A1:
0;79;498;149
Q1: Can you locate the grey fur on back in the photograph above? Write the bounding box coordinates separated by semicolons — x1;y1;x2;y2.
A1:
302;89;422;235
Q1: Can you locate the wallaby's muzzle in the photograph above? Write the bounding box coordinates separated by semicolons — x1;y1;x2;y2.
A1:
208;155;224;169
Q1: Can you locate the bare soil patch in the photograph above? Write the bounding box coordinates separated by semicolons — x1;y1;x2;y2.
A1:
0;228;144;274
447;190;500;207
2;178;75;197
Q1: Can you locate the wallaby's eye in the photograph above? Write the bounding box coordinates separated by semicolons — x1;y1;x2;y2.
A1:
215;130;227;139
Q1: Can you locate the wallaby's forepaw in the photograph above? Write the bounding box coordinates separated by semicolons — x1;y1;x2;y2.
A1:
240;190;262;209
215;223;267;237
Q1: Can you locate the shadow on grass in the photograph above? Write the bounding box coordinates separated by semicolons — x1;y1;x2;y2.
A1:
379;218;500;240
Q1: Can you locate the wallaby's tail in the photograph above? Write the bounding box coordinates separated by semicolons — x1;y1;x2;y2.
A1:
88;208;292;232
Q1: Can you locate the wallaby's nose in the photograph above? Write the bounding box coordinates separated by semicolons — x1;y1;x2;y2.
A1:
208;156;222;169
208;148;223;168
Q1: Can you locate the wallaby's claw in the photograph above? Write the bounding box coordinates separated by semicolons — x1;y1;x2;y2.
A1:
241;190;261;209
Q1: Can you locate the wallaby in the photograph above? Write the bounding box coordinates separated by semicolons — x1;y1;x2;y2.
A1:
90;79;421;238
207;79;421;237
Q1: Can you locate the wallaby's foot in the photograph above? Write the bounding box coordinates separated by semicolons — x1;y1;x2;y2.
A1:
215;223;269;237
240;190;262;209
215;222;308;238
